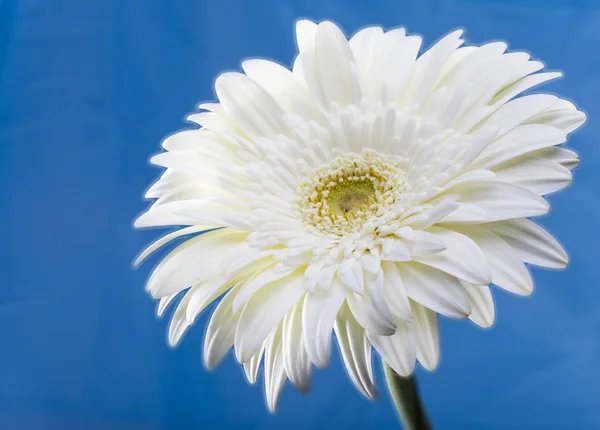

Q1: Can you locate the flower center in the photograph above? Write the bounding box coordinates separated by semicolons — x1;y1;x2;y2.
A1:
297;149;407;237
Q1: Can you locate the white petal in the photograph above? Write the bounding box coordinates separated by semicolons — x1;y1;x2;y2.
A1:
383;239;411;262
400;262;471;319
408;230;447;257
168;292;192;347
295;19;317;53
404;198;460;229
264;325;287;413
157;292;180;317
404;30;463;108
334;302;377;400
338;258;365;293
484;219;568;269
302;278;347;368
381;261;412;323
303;261;324;293
293;20;318;97
481;94;557;137
241;59;318;120
215;72;286;140
186;274;235;324
235;273;305;362
527;98;587;134
350;27;421;103
367;319;416;376
473;124;566;170
533;146;579;171
203;286;241;369
134;226;208;267
313;21;356;107
359;271;397;334
186;111;238;136
411;301;440;371
462;282;495;328
439;202;488;223
380;30;422;103
491;71;562;107
243;345;265;384
449;180;550;222
318;264;339;291
282;299;312;393
440;169;496;193
493;156;572;196
457;226;532;296
349;26;384;73
147;229;245;298
413;227;492;286
233;264;297;312
360;252;382;274
134;203;215;228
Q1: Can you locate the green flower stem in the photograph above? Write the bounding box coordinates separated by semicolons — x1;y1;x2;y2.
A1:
383;363;431;430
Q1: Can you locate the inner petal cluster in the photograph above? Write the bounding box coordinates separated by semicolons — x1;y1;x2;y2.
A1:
296;149;407;237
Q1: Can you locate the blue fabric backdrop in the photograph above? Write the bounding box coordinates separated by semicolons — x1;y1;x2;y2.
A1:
1;0;598;428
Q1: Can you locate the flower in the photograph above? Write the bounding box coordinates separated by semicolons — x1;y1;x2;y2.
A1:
135;20;585;412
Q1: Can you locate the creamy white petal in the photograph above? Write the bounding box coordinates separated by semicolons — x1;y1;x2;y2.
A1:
157;292;180;317
293;20;319;99
186;274;234;324
367;318;416;376
491;71;562;108
233;264;297;312
413;227;492;285
242;59;318;121
493;155;572;195
411;301;440;371
302;278;347;368
264;325;287;413
147;229;246;298
381;261;412;322
235;272;305;362
480;94;557;137
312;21;357;107
407;230;447;256
473;124;566;170
334;302;377;400
405;30;463;108
439;202;488;224
455;226;532;296
168;292;193;347
533;146;579;171
347;291;396;336
400;262;471;318
338;258;365;293
243;345;265;385
526;98;587;134
454;226;532;295
382;238;411;262
462;282;495;328
349;26;384;75
204;286;241;369
215;72;287;140
448;180;550;222
282;299;312;392
484;219;568;269
134;203;214;229
361;271;397;333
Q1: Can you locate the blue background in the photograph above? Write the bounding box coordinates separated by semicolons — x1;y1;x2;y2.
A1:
1;0;598;428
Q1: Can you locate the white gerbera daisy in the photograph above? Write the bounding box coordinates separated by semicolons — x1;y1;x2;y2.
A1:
135;20;585;412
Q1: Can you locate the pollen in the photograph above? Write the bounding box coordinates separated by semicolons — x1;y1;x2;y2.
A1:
296;149;407;237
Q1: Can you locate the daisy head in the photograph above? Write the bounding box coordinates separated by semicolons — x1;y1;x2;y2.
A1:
135;20;585;412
